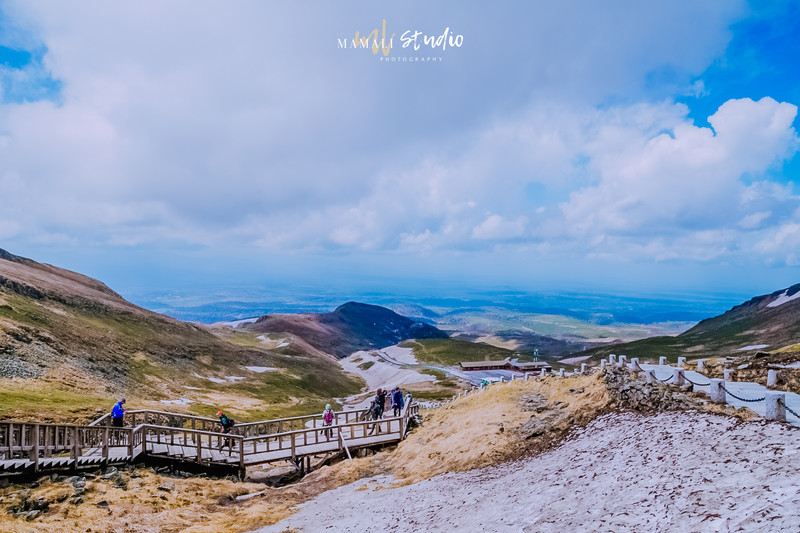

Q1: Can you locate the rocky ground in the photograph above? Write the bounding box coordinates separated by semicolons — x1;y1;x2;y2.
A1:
255;410;800;533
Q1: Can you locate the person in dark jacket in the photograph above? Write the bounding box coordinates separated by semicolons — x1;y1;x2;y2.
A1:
217;410;235;454
391;386;404;416
111;398;126;427
374;389;386;419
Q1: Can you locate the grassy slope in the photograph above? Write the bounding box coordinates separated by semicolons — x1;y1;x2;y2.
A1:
400;338;527;366
0;285;363;423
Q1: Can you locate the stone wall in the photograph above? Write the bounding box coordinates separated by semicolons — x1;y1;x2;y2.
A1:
603;368;701;412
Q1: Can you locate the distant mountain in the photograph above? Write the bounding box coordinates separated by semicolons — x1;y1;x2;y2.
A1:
577;283;800;360
246;301;449;358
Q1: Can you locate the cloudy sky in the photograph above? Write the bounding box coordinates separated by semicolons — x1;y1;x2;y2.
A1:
1;0;799;299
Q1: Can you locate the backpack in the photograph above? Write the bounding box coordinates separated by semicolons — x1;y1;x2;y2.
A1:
324;410;333;424
221;416;235;429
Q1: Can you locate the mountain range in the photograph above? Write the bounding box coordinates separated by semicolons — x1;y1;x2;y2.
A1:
577;283;800;360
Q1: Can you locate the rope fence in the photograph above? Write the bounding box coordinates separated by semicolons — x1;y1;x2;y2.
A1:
422;355;799;427
682;374;711;387
719;383;766;403
778;398;800;419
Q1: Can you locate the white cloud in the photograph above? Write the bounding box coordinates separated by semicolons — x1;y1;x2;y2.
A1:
5;0;799;276
471;214;528;240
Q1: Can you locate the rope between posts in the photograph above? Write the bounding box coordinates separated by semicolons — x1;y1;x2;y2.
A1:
720;383;765;403
778;398;800;419
657;373;673;383
683;374;711;387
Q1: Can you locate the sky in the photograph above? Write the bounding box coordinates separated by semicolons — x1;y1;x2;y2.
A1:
1;0;799;303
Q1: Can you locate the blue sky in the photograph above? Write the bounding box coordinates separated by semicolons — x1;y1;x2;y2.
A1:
0;0;799;302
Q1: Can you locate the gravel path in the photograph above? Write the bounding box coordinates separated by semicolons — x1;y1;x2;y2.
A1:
254;411;800;532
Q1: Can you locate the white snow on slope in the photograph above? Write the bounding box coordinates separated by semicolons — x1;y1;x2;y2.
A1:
217;317;260;328
767;289;800;308
738;344;769;351
244;366;278;373
255;411;800;533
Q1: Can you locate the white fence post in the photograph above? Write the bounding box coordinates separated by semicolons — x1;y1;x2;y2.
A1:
767;370;778;388
673;368;685;386
618;355;627;369
765;393;786;422
609;354;617;365
697;359;705;372
677;357;686;368
659;356;667;366
709;379;725;403
600;360;607;370
646;370;655;384
580;363;587;374
724;369;733;381
558;369;565;377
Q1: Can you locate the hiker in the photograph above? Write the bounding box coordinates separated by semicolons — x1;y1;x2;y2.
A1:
391;386;404;417
322;404;334;439
111;398;126;427
217;410;235;454
375;388;387;419
368;397;383;435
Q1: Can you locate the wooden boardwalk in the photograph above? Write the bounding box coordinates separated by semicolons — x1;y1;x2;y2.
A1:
1;404;418;479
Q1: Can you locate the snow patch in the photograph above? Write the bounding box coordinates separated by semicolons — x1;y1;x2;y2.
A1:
773;361;800;369
161;398;192;406
767;289;800;308
245;366;278;373
182;386;201;390
226;376;245;382
737;344;769;351
193;372;227;384
217;317;260;328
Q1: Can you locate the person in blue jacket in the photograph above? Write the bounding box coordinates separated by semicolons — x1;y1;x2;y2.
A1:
112;398;126;427
391;386;404;416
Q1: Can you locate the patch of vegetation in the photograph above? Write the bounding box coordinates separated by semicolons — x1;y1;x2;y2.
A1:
357;361;375;370
0;382;109;423
401;338;518;366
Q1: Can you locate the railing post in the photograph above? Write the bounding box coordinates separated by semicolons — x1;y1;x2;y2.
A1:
609;354;616;365
697;359;705;372
290;432;296;462
600;360;606;371
723;369;733;381
767;370;778;388
581;363;587;374
673;368;685;386
646;370;655;385
102;426;109;466
33;424;40;473
71;426;79;471
659;356;667;366
709;379;725;403
196;432;203;463
618;355;627;369
765;393;786;422
677;357;686;368
128;428;134;458
558;369;564;377
238;436;245;476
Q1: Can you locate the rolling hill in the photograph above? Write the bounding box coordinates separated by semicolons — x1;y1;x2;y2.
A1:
0;248;362;421
576;283;800;361
244;301;449;358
